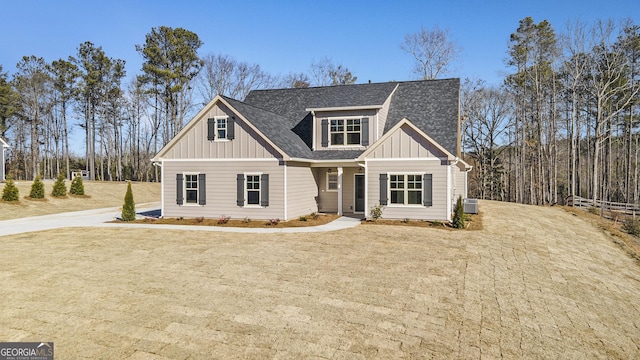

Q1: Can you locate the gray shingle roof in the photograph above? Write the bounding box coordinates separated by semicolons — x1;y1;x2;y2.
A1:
228;79;459;160
386;79;460;155
221;96;313;158
244;82;398;126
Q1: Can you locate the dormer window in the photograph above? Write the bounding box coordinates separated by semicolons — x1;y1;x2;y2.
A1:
330;119;361;146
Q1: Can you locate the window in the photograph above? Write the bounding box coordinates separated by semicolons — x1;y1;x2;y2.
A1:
327;173;338;191
246;174;261;205
185;174;199;204
390;174;422;205
329;118;361;146
216;118;227;139
208;116;234;141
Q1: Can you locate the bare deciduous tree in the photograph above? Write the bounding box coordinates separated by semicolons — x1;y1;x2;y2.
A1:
197;53;278;102
401;25;461;80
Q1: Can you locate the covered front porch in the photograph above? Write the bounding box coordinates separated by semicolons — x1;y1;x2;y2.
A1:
312;163;366;217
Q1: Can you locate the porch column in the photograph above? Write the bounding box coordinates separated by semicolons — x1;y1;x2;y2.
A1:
337;166;343;216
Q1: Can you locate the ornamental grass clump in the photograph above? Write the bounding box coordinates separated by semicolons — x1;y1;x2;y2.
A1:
28;176;45;199
51;173;67;198
121;181;136;222
1;176;19;202
70;175;85;196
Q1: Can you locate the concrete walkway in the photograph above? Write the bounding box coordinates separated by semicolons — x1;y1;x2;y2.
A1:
0;202;361;236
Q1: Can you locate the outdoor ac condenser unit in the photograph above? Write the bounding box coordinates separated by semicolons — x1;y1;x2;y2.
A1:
463;198;478;214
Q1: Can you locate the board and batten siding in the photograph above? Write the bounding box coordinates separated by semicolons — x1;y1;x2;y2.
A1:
314;109;376;151
162;159;284;220
367;125;449;160
285;163;318;219
162;103;280;160
366;159;449;220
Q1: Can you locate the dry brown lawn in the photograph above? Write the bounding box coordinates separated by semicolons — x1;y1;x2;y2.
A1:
2;200;640;358
0;180;160;220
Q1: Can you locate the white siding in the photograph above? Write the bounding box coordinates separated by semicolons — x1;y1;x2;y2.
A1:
453;165;467;201
316;168;338;213
285;163;318;219
366;159;450;221
162;159;284;220
377;91;394;139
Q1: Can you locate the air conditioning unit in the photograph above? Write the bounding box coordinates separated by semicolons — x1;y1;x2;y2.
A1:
463;198;478;214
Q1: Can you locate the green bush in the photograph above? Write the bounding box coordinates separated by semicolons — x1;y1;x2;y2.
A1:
624;219;640;237
70;175;85;195
1;176;19;202
121;181;136;222
452;196;465;229
29;176;45;199
51;173;67;197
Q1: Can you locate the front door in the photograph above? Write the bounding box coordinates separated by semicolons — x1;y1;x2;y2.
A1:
355;174;365;213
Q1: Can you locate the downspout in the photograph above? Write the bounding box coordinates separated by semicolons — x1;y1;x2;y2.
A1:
283;162;288;220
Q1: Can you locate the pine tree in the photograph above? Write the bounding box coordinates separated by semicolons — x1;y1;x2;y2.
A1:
29;176;45;199
121;181;136;221
70;175;85;195
1;176;19;202
51;173;67;198
452;196;465;229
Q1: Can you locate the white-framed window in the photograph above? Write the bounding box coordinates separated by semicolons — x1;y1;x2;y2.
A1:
246;174;261;205
330;118;361;146
215;116;228;140
184;173;199;204
326;172;338;191
390;174;422;205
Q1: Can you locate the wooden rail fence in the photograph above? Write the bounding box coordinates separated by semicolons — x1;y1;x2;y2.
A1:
567;195;640;221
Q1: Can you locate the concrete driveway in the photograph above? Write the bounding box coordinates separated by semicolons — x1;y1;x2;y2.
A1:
0;202;360;236
1;200;640;358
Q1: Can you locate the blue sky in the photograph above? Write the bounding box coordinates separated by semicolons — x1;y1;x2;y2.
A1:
1;0;638;88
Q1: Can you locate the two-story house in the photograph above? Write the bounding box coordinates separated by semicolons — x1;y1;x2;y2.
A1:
151;78;471;221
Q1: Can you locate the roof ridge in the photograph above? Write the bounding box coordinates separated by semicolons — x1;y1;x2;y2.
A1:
220;95;298;122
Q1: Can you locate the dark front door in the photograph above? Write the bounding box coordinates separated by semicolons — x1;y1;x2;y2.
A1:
355;174;365;213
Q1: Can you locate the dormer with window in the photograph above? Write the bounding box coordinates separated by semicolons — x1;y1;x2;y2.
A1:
310;107;381;150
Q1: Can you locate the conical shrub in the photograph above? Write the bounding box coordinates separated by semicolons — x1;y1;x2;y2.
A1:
51;173;67;198
121;181;136;222
29;176;45;199
1;176;19;202
452;196;465;229
70;175;85;196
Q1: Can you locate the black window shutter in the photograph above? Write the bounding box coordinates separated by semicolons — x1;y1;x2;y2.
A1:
236;174;245;206
321;119;329;147
261;174;269;207
207;118;215;140
361;117;369;146
379;173;388;205
227;117;235;140
198;174;206;205
176;173;184;205
423;174;433;207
